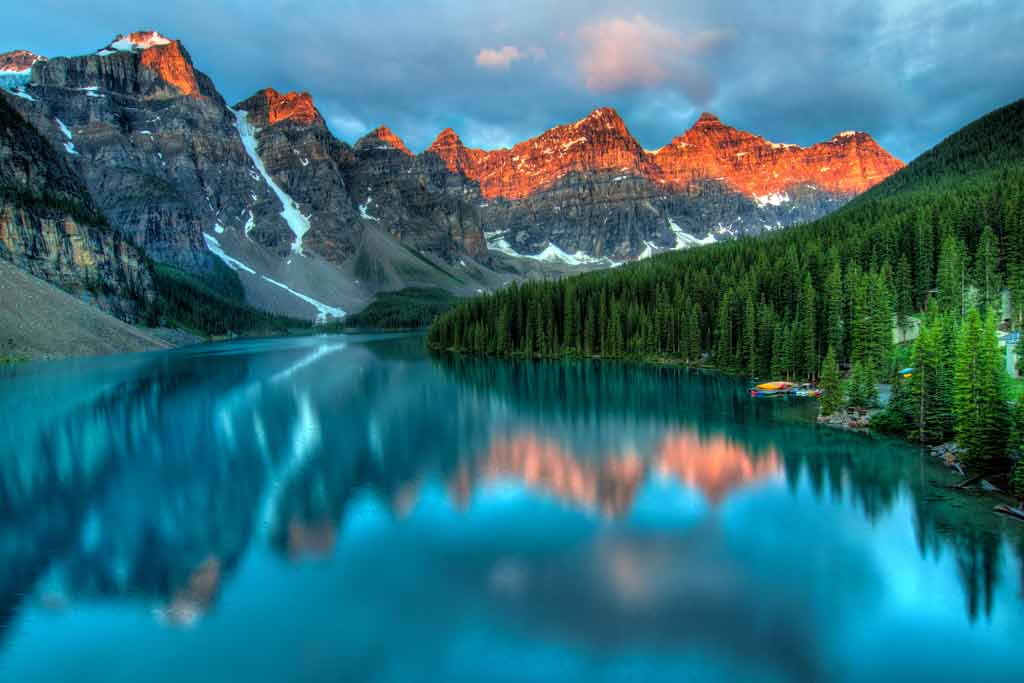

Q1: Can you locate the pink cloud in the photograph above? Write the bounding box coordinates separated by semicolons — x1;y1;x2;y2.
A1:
576;15;731;102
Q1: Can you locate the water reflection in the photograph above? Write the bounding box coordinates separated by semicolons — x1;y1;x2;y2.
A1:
0;335;1022;681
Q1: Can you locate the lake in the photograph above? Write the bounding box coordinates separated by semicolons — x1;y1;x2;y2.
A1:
0;333;1021;682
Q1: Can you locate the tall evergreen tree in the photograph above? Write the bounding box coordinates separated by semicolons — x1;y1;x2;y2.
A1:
974;225;1001;313
819;346;844;415
848;360;878;408
954;309;1009;464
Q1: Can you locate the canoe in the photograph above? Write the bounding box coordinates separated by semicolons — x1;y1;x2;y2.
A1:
755;381;794;391
749;388;789;397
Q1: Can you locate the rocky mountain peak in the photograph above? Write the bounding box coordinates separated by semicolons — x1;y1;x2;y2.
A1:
430;127;463;148
694;111;723;126
360;126;412;155
91;31;200;97
0;50;44;72
236;88;322;127
572;106;629;132
99;31;174;54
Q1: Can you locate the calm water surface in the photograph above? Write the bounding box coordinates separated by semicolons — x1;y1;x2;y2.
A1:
1;333;1022;682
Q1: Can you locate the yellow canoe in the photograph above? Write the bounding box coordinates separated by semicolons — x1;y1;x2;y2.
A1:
755;381;794;391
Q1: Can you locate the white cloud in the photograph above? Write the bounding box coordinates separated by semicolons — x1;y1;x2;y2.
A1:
475;45;546;70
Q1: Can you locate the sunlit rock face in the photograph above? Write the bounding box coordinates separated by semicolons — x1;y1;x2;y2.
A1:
429;109;902;202
428;107;658;201
651;113;904;197
0;50;44;72
425;108;903;261
3;32;277;272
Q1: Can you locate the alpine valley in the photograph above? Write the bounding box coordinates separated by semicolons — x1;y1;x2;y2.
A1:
0;30;902;343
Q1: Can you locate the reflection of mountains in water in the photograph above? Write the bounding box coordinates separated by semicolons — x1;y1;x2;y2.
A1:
1;337;1022;638
435;354;1024;622
458;431;781;517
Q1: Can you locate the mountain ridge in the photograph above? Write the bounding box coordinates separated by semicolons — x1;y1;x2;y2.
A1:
0;30;906;326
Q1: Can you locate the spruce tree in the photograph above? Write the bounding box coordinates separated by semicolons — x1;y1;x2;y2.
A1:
819;346;844;415
954;309;1009;464
848;360;878;408
974;225;1001;313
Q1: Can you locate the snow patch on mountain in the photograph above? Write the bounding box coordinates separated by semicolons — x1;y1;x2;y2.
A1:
54;118;78;155
755;192;790;207
0;69;33;99
204;232;344;322
103;32;172;54
359;197;379;221
485;230;618;266
668;218;717;249
234;108;311;254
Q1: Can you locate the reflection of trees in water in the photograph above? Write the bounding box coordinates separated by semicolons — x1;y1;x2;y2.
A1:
434;353;1024;622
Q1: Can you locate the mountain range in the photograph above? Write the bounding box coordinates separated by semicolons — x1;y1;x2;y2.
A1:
0;30;903;325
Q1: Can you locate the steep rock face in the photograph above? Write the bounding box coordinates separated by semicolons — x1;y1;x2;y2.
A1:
4;32;298;271
427;107;657;201
0;95;154;321
234;88;362;261
650;112;904;198
427;108;903;260
343;126;487;261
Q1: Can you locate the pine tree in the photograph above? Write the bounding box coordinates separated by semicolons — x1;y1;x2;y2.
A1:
848;360;878;408
895;254;914;327
798;273;817;379
819;346;844;415
954;309;1009;464
909;312;955;443
743;294;757;376
936;234;967;318
824;260;844;359
1012;460;1024;501
974;225;1001;313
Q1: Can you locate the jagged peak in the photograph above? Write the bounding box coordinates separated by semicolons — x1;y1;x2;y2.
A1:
695;111;722;125
98;31;175;55
829;130;873;143
361;126;412;155
430;127;463;148
239;88;321;126
571;106;628;132
0;50;45;72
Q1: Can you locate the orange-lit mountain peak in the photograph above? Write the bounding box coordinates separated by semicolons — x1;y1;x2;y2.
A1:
651;111;904;197
0;49;44;72
241;88;322;127
364;126;413;155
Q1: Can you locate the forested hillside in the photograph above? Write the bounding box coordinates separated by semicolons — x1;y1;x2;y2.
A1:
428;99;1024;388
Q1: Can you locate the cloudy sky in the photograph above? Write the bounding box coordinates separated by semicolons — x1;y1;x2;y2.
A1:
3;0;1022;160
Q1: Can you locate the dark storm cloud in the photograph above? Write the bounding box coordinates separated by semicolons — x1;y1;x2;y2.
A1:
1;0;1021;160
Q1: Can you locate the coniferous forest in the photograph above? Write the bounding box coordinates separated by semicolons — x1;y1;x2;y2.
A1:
429;98;1024;491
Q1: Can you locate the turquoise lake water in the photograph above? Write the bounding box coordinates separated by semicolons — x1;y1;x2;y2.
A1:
0;333;1021;682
